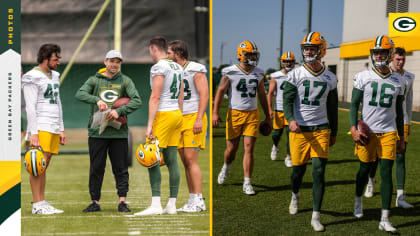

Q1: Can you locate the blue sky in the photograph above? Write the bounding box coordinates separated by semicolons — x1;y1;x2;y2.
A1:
212;0;344;71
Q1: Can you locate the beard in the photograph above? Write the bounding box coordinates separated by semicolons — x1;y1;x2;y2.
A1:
47;62;57;71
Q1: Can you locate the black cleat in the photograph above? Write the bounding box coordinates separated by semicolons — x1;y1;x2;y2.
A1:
83;202;101;212
118;201;131;212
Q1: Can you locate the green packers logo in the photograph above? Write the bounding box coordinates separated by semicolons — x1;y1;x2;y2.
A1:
24;159;27;169
138;150;145;160
41;158;46;168
100;89;119;103
393;17;416;32
240;43;247;48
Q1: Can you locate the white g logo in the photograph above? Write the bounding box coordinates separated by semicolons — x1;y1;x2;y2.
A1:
393;17;416;32
100;90;119;103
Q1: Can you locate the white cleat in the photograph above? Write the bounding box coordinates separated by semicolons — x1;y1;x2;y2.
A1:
354;197;363;218
379;220;397;233
32;205;55;215
311;218;325;232
162;204;177;215
134;205;163;216
178;198;206;212
243;183;256;195
271;145;278;160
43;202;64;214
284;156;293;168
289;193;299;215
364;180;375;198
217;167;230;184
396;195;414;209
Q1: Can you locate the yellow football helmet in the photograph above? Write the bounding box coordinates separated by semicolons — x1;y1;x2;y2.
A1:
23;147;47;176
301;32;327;62
370;35;394;67
280;51;296;71
237;41;260;66
136;138;163;168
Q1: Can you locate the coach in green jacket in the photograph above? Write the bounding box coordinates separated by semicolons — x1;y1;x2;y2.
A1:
75;50;141;213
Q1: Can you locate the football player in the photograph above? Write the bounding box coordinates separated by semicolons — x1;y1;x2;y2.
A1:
134;36;184;216
213;41;271;195
22;44;66;214
363;47;414;209
167;40;209;212
350;35;404;233
283;32;338;232
266;51;296;166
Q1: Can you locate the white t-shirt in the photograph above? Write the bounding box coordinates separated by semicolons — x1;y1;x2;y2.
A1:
354;68;404;133
286;65;337;126
182;61;207;115
222;64;264;111
22;67;64;134
150;58;184;111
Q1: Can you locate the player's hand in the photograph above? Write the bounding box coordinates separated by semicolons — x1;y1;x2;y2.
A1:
269;109;274;120
59;131;66;145
106;109;119;120
329;135;337;146
397;139;405;154
145;126;153;139
213;113;222;128
97;100;108;112
30;134;40;147
350;126;368;145
193;118;203;134
289;120;301;133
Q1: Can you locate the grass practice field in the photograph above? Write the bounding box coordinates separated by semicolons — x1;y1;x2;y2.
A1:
21;132;210;235
213;100;420;235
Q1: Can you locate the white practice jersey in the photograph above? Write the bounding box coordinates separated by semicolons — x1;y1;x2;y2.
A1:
182;61;207;115
401;70;415;125
223;64;264;111
287;65;337;126
354;68;404;133
22;67;64;134
150;58;183;111
270;70;288;111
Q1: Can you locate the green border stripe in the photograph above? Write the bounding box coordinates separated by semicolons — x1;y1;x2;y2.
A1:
0;183;20;225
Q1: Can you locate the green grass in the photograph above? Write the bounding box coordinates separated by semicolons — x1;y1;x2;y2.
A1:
213;100;420;235
21;139;210;235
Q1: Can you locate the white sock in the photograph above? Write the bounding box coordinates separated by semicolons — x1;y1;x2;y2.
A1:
397;189;404;198
355;196;362;202
244;177;251;185
381;209;390;221
151;197;161;207
33;201;43;208
167;197;176;206
312;211;320;220
222;163;231;171
198;193;203;199
292;192;299;199
368;177;374;185
189;193;194;200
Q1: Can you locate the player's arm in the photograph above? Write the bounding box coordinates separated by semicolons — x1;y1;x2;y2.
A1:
266;77;276;120
257;78;271;125
75;77;108;111
327;88;338;146
349;88;367;144
115;79;142;117
193;72;209;134
178;77;184;113
406;80;414;135
283;82;300;132
146;75;164;139
212;75;230;127
22;80;40;147
57;93;66;145
396;94;405;153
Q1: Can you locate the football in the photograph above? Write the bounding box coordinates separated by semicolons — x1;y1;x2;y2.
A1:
357;120;371;146
259;120;272;136
113;97;130;108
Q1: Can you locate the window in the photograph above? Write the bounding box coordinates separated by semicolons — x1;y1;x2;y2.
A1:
386;0;409;17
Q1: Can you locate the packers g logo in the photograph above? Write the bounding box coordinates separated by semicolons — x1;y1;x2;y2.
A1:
393;17;416;32
100;90;119;103
240;43;247;48
138;150;145;160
